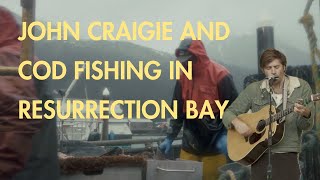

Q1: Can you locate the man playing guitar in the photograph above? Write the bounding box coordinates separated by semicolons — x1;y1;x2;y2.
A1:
223;48;314;180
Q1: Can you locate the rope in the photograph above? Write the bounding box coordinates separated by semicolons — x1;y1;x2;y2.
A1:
300;14;318;51
299;0;320;146
299;0;320;65
299;0;320;62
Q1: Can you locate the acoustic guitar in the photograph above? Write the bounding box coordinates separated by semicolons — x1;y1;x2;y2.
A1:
227;93;320;165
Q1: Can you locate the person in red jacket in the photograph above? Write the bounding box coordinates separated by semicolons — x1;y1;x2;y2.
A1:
159;39;238;180
0;6;45;179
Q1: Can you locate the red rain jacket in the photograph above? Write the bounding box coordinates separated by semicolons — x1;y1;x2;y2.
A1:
180;40;230;113
168;40;238;155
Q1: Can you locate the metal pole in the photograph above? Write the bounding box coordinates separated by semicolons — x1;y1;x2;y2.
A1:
20;0;35;76
101;88;110;140
257;26;275;74
61;136;182;146
0;67;20;76
58;65;86;141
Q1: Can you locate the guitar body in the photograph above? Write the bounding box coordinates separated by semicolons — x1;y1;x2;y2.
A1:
227;105;285;165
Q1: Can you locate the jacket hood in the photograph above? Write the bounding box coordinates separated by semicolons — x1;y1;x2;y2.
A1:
187;40;210;62
176;39;212;75
0;6;21;55
176;39;211;67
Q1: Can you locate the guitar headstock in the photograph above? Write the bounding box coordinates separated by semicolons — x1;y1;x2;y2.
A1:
311;93;320;102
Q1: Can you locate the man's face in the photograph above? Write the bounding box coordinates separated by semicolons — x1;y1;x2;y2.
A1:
262;59;285;84
176;49;195;63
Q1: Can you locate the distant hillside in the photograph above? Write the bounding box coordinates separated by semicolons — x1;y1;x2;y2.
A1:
36;40;173;98
36;40;175;119
205;34;311;90
206;34;310;68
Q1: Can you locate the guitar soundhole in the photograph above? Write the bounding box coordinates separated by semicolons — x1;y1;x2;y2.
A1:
248;130;265;144
256;120;266;132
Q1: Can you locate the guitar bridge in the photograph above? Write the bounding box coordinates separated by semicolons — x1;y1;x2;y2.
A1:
244;136;249;142
245;131;265;144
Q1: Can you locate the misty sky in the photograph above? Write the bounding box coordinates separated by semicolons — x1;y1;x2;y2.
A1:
1;0;319;54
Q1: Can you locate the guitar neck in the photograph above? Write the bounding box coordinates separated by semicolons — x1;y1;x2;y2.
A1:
272;106;294;123
271;96;312;123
